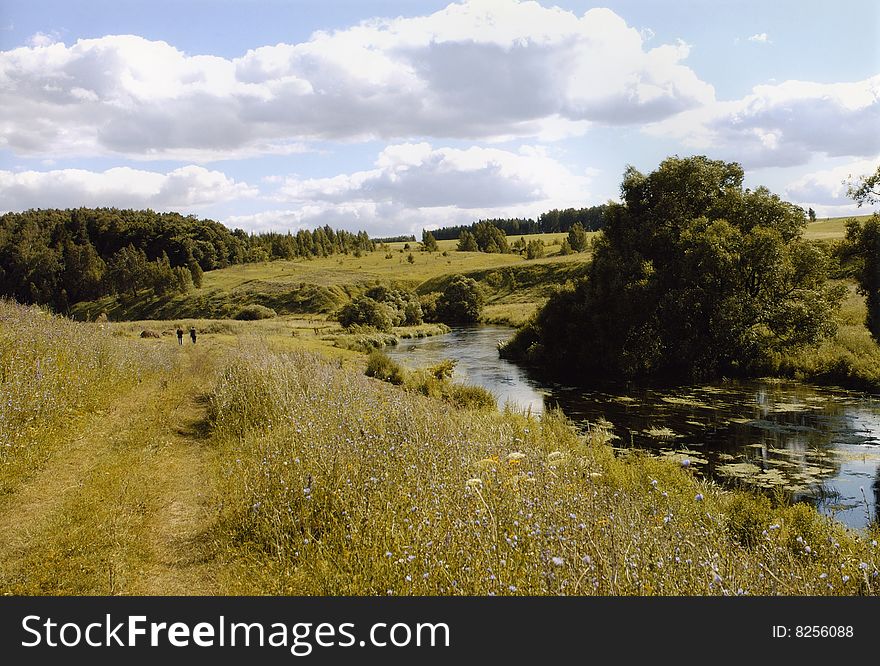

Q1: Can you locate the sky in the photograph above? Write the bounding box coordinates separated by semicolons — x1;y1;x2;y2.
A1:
0;0;878;237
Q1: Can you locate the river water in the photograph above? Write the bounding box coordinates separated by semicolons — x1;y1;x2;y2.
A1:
387;325;880;529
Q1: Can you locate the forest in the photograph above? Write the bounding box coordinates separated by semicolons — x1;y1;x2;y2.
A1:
0;208;374;311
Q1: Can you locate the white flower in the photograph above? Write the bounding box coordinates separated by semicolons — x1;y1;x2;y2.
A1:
466;478;483;491
551;556;564;566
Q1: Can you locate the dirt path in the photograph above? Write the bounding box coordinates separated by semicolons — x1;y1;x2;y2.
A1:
0;345;221;595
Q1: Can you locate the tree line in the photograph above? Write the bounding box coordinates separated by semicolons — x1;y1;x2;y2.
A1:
427;205;608;242
0;208;374;311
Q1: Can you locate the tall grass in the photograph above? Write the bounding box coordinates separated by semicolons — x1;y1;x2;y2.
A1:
209;347;880;596
0;299;174;484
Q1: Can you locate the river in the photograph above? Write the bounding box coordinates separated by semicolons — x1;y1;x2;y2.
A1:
387;325;880;529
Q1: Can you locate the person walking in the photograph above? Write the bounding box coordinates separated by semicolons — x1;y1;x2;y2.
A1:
176;327;184;345
189;326;197;344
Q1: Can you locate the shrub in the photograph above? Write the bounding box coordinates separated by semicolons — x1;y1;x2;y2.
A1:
337;296;394;332
434;275;484;324
235;304;278;320
365;350;405;385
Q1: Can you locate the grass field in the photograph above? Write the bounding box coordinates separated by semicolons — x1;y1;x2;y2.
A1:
70;232;598;324
70;216;859;326
4;301;878;596
803;214;871;240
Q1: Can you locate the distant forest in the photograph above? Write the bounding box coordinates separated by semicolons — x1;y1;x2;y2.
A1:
0;208;374;311
428;205;608;241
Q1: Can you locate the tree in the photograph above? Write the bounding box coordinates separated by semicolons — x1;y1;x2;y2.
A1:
502;156;844;382
567;222;589;252
847;164;880;207
457;230;479;252
108;244;149;297
434;275;484;324
843;164;880;341
808;207;817;223
844;218;880;341
337;296;394;331
421;230;439;252
525;239;545;260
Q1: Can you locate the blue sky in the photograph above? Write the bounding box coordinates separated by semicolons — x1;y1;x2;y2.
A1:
1;0;877;236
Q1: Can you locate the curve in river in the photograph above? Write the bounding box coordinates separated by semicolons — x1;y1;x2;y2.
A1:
387;326;880;530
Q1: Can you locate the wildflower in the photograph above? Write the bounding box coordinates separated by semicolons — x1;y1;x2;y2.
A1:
694;493;704;502
548;451;566;465
842;575;850;583
680;459;690;468
859;562;869;571
385;551;393;558
769;523;780;531
466;478;483;491
819;573;827;579
650;479;658;487
508;585;517;592
804;546;811;554
551;557;564;566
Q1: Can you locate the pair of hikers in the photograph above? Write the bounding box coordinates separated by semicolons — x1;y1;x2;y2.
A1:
176;326;197;345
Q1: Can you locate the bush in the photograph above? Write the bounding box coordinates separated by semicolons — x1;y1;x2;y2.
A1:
434;275;484;324
235;304;278;320
365;350;406;385
337;296;394;331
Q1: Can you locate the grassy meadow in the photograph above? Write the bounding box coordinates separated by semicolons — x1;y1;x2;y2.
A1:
2;298;880;596
5;216;880;596
70;232;597;326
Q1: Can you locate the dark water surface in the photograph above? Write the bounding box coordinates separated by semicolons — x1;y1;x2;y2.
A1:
388;326;880;529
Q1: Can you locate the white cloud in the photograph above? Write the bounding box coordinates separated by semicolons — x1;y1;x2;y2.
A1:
784;157;880;216
229;141;593;235
646;76;880;168
747;33;771;44
0;1;713;160
28;31;60;47
0;165;256;212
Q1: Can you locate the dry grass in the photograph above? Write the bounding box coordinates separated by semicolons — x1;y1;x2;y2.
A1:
208;346;880;596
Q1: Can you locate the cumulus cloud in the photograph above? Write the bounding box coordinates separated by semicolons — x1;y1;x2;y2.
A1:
784;157;880;216
0;1;713;160
747;33;771;44
0;165;256;212
229;141;593;235
646;75;880;168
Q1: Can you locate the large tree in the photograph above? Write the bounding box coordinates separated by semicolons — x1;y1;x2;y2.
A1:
503;156;844;382
843;164;880;341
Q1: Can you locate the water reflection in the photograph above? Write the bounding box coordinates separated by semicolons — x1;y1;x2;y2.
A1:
388;326;880;529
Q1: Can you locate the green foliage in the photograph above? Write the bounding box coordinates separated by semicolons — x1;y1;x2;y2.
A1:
0;208;375;311
525;239;545;260
457;230;479;252
363;285;423;326
843;216;880;340
505;156;845;381
235;304;278;320
421;230;439;252
364;350;406;385
567;222;589;252
337;296;394;332
434;275;485;324
558;239;574;256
